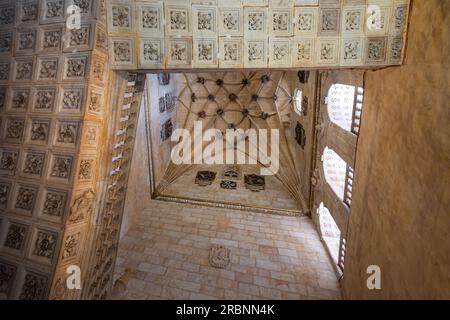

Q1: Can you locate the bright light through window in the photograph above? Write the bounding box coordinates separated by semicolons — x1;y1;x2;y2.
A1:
293;88;303;115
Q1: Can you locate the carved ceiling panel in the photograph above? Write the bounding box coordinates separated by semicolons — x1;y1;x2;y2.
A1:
106;0;410;70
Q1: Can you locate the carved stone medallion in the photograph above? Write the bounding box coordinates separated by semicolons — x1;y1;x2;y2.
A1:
209;245;231;269
244;174;265;192
195;171;216;187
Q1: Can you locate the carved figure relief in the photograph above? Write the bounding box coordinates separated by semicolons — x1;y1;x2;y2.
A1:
30;122;49;142
88;91;101;113
56;123;77;144
68;189;95;224
344;10;362;32
296;40;313;62
170;42;188;63
320;9;339;33
38;59;58;80
209;245;231;269
44;0;64;19
343;40;360;61
50;156;72;179
197;42;213;61
92;59;105;83
224;42;238;62
197;11;213;31
247;42;264;62
247;12;264;31
297;12;314;32
78;159;94;180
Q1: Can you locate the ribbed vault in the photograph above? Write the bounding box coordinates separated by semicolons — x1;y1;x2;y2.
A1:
155;71;307;210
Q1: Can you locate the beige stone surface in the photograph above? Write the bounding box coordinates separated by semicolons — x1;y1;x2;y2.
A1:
343;0;450;299
115;200;341;300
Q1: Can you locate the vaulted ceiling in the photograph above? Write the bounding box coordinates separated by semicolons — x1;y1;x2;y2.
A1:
152;71;308;210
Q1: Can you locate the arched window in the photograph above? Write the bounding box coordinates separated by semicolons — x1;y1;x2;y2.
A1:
293;88;303;115
318;202;341;264
327;84;355;132
322;147;347;201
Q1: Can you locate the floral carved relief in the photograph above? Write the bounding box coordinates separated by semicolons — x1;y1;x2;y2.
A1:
169;10;187;31
69;26;90;47
19;273;47;300
4;224;27;250
32;231;57;260
15;186;37;211
113;41;131;63
0;183;10;208
272;12;288;32
18;31;36;51
11;90;30;110
344;11;362;32
15;61;34;80
63;90;83;111
247;12;264;31
35;89;55;110
112;5;130;28
197;12;213;31
142;8;159;30
223;11;238;31
0;32;13;54
88;91;102;113
0;263;16;296
20;3;38;22
0;151;18;173
0;63;9;80
224;43;238;62
65;57;87;79
0;6;15;26
62;232;81;259
42;30;62;50
23;153;45;176
6;120;25;140
56;123;77;144
367;38;386;62
42;191;65;217
143;41;162;63
170;42;187;62
197;42;213;61
321;9;339;33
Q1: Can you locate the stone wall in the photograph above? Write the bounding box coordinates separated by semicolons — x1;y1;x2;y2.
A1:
343;0;450;299
0;0;109;300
